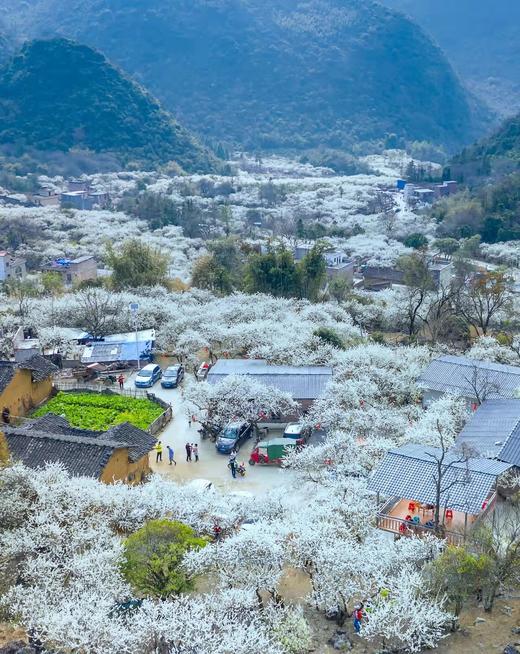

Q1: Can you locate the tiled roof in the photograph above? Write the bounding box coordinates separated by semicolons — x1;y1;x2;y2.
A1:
27;413;100;439
0;362;15;394
456;399;520;464
418;355;520;399
18;354;58;382
368;443;511;515
104;423;156;463
3;426;122;478
207;359;332;400
25;413;155;463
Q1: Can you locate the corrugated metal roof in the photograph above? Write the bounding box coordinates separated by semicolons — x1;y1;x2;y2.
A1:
368;443;511;515
206;359;332;400
456;399;520;463
418;355;520;398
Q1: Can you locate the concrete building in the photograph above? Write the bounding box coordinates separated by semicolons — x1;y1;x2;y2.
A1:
1;414;156;484
0;251;27;282
47;256;97;287
294;244;354;284
60;190;109;210
362;261;453;291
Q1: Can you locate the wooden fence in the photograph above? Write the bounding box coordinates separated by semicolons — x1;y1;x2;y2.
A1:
376;513;465;546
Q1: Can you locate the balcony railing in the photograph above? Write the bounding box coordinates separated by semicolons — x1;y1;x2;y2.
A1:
376;512;465;547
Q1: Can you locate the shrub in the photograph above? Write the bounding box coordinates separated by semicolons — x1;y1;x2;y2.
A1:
121;519;207;598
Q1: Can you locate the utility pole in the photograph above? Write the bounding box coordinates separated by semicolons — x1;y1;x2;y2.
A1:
129;302;140;371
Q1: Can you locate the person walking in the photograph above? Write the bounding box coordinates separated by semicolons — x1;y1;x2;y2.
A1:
155;441;163;463
353;603;363;634
229;450;237;479
192;443;199;462
185;442;192;462
118;374;125;390
167;445;176;466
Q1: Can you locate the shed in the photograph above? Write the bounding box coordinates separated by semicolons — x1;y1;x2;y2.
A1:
206;359;332;402
417;355;520;407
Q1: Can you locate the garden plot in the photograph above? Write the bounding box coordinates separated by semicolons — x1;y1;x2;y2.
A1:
33;392;164;431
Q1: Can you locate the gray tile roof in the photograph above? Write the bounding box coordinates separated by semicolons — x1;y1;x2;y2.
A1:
418;355;520;399
17;354;58;382
206;359;332;400
368;443;511;515
4;426;122;478
0;362;15;394
456;399;520;464
21;413;156;466
104;423;157;463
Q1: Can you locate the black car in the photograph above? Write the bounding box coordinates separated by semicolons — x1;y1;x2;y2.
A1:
160;365;185;388
216;422;253;454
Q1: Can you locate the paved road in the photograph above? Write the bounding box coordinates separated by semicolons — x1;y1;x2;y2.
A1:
124;371;296;494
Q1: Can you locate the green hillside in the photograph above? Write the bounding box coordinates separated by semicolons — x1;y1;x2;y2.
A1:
449;113;520;181
0;38;221;173
0;0;490;152
381;0;520;116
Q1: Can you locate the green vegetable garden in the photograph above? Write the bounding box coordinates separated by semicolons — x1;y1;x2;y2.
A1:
33;392;164;431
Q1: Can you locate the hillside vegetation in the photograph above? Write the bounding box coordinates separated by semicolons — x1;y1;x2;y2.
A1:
381;0;520;116
0;0;489;151
0;38;221;173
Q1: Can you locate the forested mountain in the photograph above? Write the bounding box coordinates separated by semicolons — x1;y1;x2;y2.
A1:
381;0;520;116
0;38;220;173
435;114;520;244
0;0;489;151
450;113;520;181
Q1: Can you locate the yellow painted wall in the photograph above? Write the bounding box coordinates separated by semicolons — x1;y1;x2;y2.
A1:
0;370;53;420
100;449;151;485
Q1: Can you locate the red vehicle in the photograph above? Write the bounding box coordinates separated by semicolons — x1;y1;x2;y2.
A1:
248;438;297;466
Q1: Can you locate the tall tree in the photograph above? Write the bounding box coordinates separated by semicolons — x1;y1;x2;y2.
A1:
107;239;169;290
456;270;513;335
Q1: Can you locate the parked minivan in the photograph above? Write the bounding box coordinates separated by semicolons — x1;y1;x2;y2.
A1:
134;363;162;388
283;422;311;445
216;422;252;454
161;365;184;389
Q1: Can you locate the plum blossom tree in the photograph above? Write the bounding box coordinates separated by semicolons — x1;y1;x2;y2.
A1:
184;375;298;439
360;566;450;652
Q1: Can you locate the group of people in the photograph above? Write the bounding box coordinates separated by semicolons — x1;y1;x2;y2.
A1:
185;442;199;462
154;441;177;465
154;441;199;465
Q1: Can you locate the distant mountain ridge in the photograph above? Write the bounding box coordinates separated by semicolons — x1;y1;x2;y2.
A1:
381;0;520;117
0;38;220;173
0;0;490;152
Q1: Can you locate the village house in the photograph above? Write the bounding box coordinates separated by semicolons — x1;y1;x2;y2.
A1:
369;443;511;546
206;358;332;422
0;354;58;423
1;413;156;484
362;260;452;291
0;251;27;283
46;255;97;287
293;244;354;284
418;355;520;408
